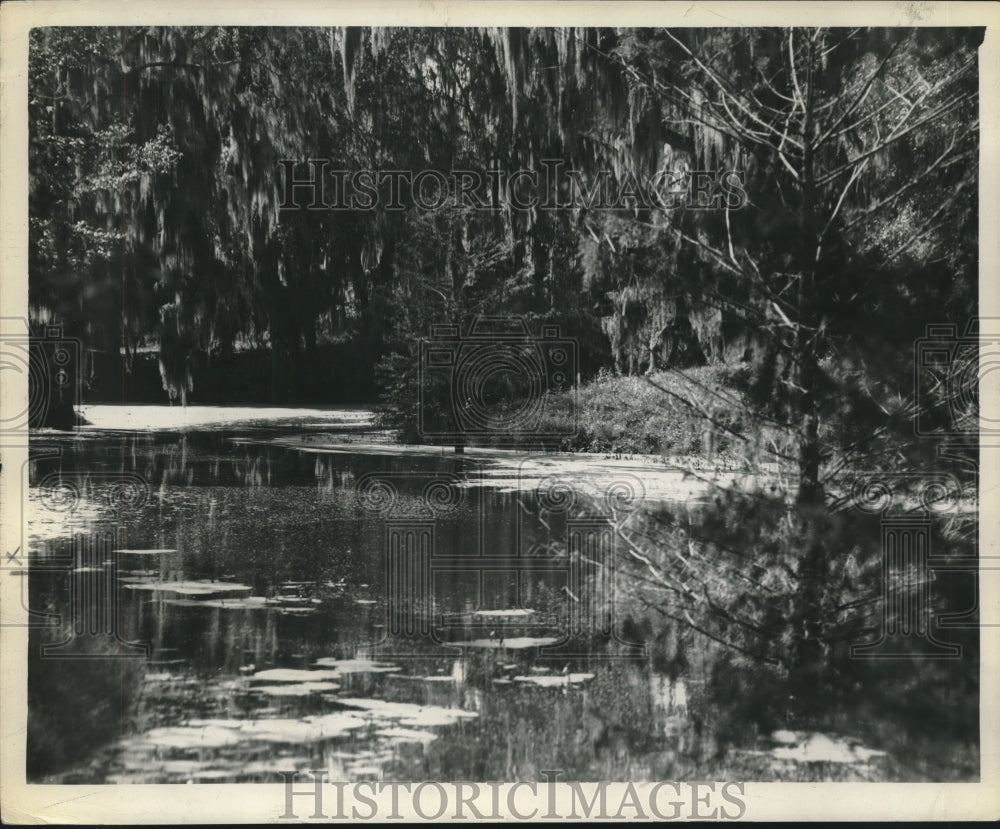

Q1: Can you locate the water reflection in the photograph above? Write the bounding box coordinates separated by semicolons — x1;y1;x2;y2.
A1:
27;428;909;783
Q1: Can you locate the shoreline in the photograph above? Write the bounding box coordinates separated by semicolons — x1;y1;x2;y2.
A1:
70;403;767;471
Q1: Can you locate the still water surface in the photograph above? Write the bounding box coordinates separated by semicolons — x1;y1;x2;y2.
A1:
25;414;901;783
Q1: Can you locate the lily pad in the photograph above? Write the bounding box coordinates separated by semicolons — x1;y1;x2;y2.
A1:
252;682;340;696
336;698;478;727
770;732;888;764
253;668;343;682
512;673;594;687
311;658;401;675
122;579;252;596
456;637;560;650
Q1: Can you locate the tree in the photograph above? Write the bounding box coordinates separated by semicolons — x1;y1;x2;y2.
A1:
574;26;979;672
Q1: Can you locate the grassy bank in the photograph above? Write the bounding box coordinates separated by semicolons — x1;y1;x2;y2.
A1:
541;366;748;459
375;352;755;461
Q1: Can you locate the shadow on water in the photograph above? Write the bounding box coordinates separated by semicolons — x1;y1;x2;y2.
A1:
25;427;978;783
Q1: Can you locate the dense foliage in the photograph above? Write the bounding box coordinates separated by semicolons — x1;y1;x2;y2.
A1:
30;26;978;454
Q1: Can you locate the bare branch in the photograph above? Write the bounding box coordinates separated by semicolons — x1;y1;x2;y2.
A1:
816;92;973;185
818;158;867;243
814;37;903;149
788;29;805;116
840;131;961;231
662;29;805;151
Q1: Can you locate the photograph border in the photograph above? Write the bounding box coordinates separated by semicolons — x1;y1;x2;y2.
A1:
2;0;999;822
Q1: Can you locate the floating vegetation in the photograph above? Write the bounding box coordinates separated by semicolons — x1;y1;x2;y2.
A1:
163;597;265;610
252;682;340;697
140;724;244;749
336;698;479;727
512;672;594;687
471;609;535;617
767;732;888;765
27;421;976;786
158;593;323;614
252;668;343;682
375;727;438;744
121;579;252;596
456;637;560;650
311;658;402;675
398;675;457;683
185;713;369;743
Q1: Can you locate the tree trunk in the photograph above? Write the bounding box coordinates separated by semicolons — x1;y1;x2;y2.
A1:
791;32;827;680
796;32;823;511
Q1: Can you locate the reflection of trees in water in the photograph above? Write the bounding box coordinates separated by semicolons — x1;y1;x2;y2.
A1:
27;608;146;781
24;434;980;783
603;488;979;780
